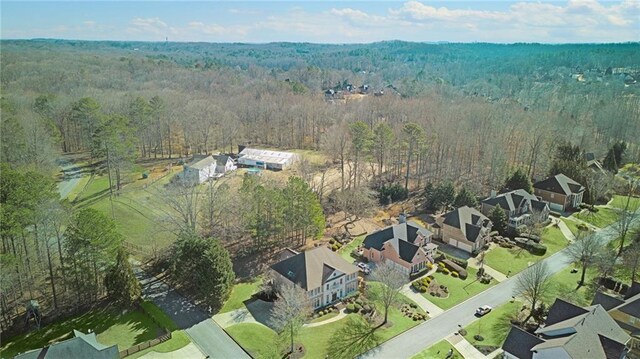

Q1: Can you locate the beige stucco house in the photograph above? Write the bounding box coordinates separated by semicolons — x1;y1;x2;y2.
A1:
435;206;492;254
270;246;359;309
362;221;436;276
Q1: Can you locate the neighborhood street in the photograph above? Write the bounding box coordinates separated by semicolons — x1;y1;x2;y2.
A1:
361;217;640;358
134;266;250;359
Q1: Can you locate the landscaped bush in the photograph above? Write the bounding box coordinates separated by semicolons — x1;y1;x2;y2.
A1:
329;238;336;245
527;242;547;255
438;262;446;268
331;244;339;251
354;303;362;313
474;334;484;341
420;286;427;293
451;271;459;278
346;304;356;313
441;268;451;275
441;259;468;279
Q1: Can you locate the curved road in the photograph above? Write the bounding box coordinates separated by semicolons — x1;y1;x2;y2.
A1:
362;218;640;358
56;159;85;199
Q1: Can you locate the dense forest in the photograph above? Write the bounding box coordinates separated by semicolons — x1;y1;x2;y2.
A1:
1;40;639;334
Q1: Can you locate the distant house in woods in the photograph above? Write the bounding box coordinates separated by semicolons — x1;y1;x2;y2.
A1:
533;173;585;212
592;282;640;351
362;221;436;276
237;147;299;170
15;330;119;359
502;298;630;359
481;189;550;228
584;152;606;173
269;246;359;309
435;206;492;254
182;154;236;183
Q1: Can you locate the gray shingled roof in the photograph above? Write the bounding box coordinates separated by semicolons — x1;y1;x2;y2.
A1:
442;206;489;243
533;173;585;196
502;326;543;359
186;155;217;170
592;291;625;311
213;154;231;167
482;189;548;214
270;246;358;291
545;298;588;326
362;221;433;263
15;330;119;359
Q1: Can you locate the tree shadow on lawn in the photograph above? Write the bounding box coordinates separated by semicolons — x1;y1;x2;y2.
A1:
244;298;275;329
327;316;381;359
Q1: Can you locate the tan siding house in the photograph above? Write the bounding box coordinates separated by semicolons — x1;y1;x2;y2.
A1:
436;206;492;254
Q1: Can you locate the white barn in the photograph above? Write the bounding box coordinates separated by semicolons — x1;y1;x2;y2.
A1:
237;148;299;170
183;156;218;183
213;154;237;174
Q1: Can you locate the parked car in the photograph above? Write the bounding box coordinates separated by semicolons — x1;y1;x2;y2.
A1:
475;305;492;316
356;262;371;275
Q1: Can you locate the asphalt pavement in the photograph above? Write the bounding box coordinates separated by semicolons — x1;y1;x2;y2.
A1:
134;266;250;359
361;217;640;358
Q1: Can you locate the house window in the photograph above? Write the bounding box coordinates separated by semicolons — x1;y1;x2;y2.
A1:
326;284;329;290
340;278;343;284
550;193;555;199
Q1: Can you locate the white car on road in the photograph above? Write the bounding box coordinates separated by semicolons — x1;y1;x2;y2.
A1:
356;262;371;275
475;305;492;316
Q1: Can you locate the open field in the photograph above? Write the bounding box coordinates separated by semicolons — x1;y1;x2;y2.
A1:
0;304;162;359
484;226;569;275
424;267;497;310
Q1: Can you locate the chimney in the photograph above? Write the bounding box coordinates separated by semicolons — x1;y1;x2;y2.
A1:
490;190;497;198
399;213;407;224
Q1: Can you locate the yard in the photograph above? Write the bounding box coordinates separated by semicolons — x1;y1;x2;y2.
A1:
463;301;522;349
560;218;588;236
574;207;618;228
412;340;462;359
338;235;365;263
422;267;497;310
484;226;570;275
219;277;263;314
547;267;598;307
610;195;640;211
0;304;163;359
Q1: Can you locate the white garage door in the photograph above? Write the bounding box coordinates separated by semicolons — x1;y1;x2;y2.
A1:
448;239;473;253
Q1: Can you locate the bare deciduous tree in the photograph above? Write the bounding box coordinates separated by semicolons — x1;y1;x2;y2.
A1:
514;261;552;324
156;176;203;234
269;282;311;354
565;231;601;288
613;186;640;257
370;261;405;325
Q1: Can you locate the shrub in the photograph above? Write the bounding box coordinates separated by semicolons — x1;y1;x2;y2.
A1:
346;304;355;313
451;271;459;278
527;242;547;255
420;286;428;293
430;292;436;296
376;183;409;205
474;334;484;341
354;303;362;312
442;268;451;275
329;238;336;245
438;262;446;268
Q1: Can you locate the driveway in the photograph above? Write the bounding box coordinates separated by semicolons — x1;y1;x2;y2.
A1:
361;217;640;358
56;159;86;199
134;266;250;359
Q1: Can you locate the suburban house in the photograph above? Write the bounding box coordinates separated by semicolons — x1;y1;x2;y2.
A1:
362;221;437;276
480;189;550;228
502;298;630;359
435;206;492;254
237;147;299;170
213;154;237;174
533;173;585;212
15;330;119;359
592;282;640;351
183;155;218;183
269;246;359;309
585;152;606;173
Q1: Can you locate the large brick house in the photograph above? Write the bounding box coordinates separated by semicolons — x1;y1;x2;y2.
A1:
435;206;492;254
481;189;550;228
502;298;630;359
270;246;359;309
362;221;436;276
533;173;585;212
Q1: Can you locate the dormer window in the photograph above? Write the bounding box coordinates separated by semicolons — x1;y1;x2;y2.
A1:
287;271;295;279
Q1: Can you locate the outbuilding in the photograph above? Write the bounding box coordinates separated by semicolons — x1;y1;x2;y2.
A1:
237;148;299;170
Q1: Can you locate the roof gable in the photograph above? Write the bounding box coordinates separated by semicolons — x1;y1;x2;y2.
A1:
545;298;589;326
502;326;543;359
534;173;584;195
364;222;432;264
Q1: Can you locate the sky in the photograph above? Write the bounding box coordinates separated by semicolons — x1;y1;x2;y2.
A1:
1;1;639;43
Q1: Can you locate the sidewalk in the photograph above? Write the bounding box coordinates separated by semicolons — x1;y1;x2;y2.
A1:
446;334;486;359
555;218;576;242
401;286;445;317
304;308;348;328
467;251;507;283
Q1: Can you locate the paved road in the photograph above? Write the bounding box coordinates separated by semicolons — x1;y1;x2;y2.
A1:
362;218;640;358
134;266;250;359
56;159;85;199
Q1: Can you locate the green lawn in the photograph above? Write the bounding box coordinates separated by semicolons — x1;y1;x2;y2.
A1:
227;283;427;358
309;311;340;323
575;207;618;228
484;226;570;275
338;235;364;263
127;330;191;359
560;218;590;236
226;323;279;358
0;305;162;359
610;195;640;211
547;267;598;307
412;340;462;359
65;175;91;201
219;277;263;314
463;301;522;348
423;267;496;310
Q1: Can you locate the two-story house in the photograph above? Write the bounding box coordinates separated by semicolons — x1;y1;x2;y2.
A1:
502;298;630;359
269;246;359;309
435;206;492;254
592;282;640;352
213;154;237;175
481;189;550;228
362;221;436;276
533;173;585;212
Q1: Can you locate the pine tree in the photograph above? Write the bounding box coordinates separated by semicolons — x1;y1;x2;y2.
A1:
105;247;142;307
503;168;533;193
489;205;507;235
453;187;477;208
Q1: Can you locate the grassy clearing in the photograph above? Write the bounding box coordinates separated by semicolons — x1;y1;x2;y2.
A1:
484;226;569;275
219;277;263;314
423;267;496;310
226;323;279;358
338;235;365;263
65;175;91;202
463;301;522;348
0;305;161;358
575;207;618;228
610;195;640;211
412;340;462;359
